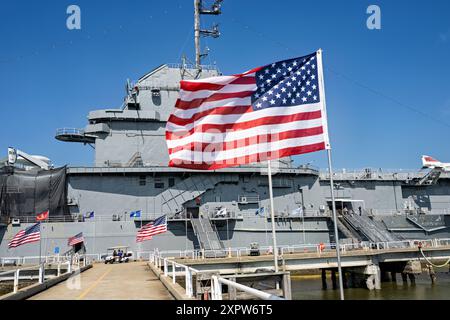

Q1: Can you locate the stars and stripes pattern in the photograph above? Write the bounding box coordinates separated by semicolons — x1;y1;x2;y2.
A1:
166;50;330;170
68;232;84;246
8;223;41;249
136;215;167;242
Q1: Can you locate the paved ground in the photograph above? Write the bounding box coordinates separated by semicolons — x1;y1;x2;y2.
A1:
29;262;173;300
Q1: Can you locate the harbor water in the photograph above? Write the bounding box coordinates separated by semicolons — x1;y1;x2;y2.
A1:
291;270;450;300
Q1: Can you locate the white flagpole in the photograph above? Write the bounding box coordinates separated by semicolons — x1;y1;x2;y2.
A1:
267;160;279;272
39;222;42;264
317;48;345;300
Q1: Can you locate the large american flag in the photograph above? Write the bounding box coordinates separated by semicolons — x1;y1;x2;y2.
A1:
136;215;167;242
68;232;85;246
8;223;41;249
166;50;330;170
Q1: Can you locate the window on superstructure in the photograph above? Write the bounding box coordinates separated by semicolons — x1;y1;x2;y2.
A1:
154;178;164;189
139;176;146;186
168;178;175;187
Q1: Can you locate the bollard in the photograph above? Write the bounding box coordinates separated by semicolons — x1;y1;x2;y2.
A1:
57;262;61;277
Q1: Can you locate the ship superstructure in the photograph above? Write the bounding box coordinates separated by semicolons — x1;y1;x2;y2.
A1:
1;1;450;258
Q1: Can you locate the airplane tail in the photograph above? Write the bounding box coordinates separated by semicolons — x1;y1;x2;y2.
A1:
422;155;439;168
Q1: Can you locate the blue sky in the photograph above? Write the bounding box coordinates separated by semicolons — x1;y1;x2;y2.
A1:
0;0;449;170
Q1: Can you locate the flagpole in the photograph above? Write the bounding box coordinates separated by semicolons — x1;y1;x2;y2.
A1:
267;160;279;273
39;222;42;265
317;48;344;300
327;149;345;300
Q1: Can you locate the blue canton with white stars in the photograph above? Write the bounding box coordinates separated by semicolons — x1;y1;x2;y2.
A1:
251;53;320;110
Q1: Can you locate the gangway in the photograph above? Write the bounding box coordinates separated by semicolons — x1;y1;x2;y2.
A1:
342;213;403;245
191;216;226;258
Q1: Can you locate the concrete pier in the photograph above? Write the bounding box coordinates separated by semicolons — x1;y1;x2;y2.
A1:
29;262;173;300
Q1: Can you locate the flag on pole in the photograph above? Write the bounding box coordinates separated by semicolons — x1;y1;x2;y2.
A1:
8;223;41;248
255;207;265;216
136;215;167;242
130;210;142;218
36;210;49;221
166;50;330;170
84;211;95;219
68;232;85;246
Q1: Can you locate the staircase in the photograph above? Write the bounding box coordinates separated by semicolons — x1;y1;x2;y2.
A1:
341;213;402;245
191;216;227;258
159;174;238;215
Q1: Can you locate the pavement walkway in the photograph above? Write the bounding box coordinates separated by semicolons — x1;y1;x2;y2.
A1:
29;261;173;300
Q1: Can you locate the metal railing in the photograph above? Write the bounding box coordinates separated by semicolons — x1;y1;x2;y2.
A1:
56;128;85;136
149;252;285;300
0;254;91;296
147;238;450;262
211;276;284;300
319;168;450;181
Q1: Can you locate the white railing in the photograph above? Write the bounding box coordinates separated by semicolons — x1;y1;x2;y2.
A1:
0;254;91;296
147;238;450;262
210;275;284;300
149;252;286;300
149;253;199;298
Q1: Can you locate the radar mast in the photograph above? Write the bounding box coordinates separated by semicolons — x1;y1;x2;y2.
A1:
194;0;223;78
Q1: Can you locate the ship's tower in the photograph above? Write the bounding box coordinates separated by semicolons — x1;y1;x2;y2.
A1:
55;1;223;167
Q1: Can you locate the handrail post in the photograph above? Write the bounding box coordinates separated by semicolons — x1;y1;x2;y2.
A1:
164;258;168;276
13;269;20;293
185;267;193;298
38;263;44;284
211;276;222;300
172;262;176;284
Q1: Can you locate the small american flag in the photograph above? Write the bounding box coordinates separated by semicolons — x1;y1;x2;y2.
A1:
166;50;330;170
8;223;41;249
68;232;84;246
136;215;167;242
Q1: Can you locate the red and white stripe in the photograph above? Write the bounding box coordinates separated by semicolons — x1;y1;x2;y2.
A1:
8;230;40;249
166;62;330;170
136;224;167;242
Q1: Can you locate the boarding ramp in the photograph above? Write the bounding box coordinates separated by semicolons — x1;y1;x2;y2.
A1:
335;217;363;241
342;213;403;246
191;217;226;258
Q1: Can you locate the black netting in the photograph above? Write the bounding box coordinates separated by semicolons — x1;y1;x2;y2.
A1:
0;166;68;219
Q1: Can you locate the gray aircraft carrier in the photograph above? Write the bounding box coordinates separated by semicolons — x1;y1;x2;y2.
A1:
1;0;450;259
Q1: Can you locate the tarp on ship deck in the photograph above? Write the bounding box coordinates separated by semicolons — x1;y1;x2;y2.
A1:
0;166;68;220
